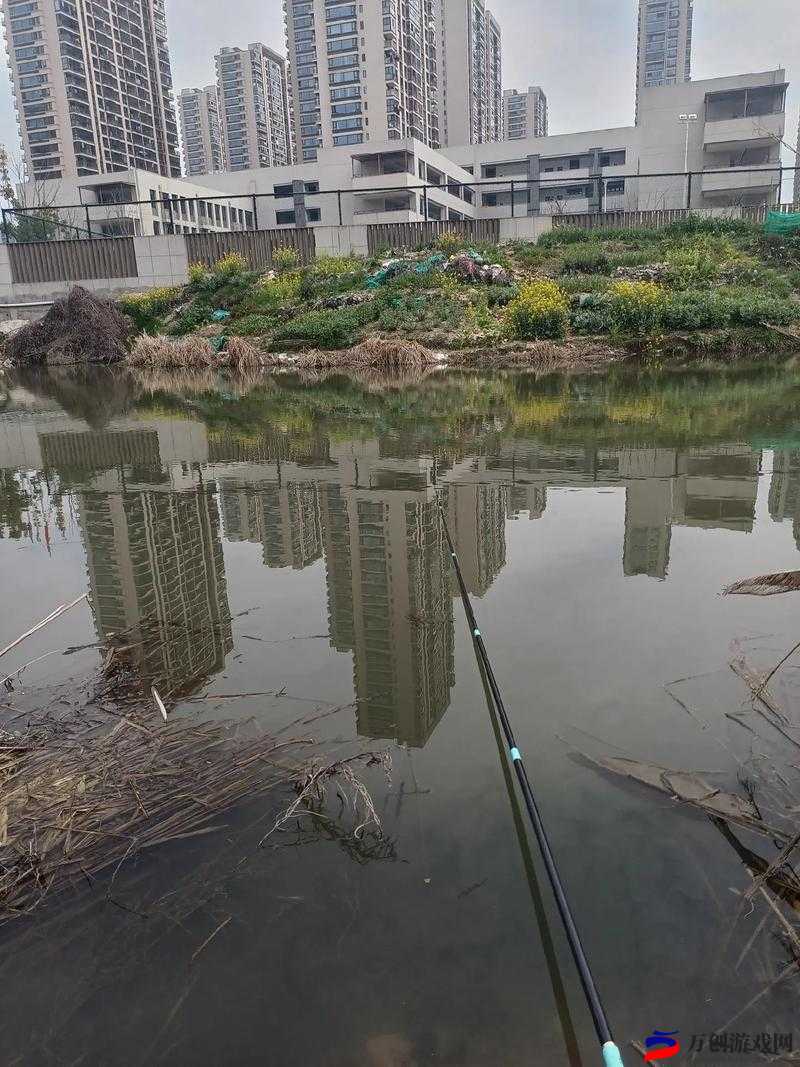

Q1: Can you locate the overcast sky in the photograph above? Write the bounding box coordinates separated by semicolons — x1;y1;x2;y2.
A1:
1;0;797;180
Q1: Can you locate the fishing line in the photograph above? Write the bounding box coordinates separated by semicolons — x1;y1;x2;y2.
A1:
436;492;625;1067
475;654;584;1067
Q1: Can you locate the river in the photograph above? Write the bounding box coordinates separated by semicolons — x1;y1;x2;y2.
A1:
1;363;799;1065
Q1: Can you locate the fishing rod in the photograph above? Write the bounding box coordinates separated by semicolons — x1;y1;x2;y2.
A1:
435;492;625;1067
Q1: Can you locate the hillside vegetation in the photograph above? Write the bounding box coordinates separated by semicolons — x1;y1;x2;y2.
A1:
116;217;800;365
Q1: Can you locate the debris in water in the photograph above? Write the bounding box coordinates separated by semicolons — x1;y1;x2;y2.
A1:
723;570;800;596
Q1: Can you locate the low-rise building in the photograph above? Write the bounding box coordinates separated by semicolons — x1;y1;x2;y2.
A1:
14;70;789;235
14;169;256;237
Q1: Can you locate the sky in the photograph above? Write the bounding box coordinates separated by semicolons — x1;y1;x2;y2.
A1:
0;0;797;185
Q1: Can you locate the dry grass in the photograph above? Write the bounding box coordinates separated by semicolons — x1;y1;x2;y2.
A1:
0;714;312;923
225;336;278;370
128;334;217;368
297;336;441;371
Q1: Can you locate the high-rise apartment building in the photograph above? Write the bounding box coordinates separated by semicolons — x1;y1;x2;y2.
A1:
635;0;693;117
284;0;441;163
439;0;502;146
1;0;181;182
503;86;548;141
178;86;225;176
215;44;292;171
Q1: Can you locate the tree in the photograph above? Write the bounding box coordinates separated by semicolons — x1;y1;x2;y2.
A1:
0;145;72;242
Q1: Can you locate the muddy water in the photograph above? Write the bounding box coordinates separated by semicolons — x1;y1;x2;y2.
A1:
1;364;799;1065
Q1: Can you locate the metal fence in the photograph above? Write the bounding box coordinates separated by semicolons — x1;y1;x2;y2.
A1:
2;165;797;247
184;229;316;270
8;236;136;284
552;208;690;231
366;219;500;255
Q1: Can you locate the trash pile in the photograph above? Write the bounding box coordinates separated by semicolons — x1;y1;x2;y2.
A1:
6;286;130;367
366;248;512;288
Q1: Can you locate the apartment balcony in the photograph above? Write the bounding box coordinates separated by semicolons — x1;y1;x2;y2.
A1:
703;111;784;152
701;164;782;196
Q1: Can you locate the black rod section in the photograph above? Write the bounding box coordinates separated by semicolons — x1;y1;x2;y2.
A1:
436;492;620;1059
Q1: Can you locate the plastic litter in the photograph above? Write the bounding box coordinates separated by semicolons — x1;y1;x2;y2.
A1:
211;309;231;322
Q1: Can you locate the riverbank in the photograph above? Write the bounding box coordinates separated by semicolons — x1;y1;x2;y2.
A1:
2;215;799;373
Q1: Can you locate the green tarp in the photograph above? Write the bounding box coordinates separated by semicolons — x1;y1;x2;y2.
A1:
764;211;800;236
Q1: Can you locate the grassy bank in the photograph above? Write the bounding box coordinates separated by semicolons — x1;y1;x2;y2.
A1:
116;217;800;369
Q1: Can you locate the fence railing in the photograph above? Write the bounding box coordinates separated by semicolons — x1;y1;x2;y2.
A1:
184;229;316;270
8;236;136;284
2;165;797;246
366;219;500;255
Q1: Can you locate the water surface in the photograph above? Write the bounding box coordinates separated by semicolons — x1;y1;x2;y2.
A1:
2;364;800;1065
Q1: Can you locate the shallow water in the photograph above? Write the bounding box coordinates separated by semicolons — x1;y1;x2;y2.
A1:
1;363;800;1065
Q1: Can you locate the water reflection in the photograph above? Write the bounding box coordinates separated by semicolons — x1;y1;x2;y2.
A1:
0;380;783;749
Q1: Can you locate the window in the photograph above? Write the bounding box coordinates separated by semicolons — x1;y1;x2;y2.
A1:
332;116;362;131
327;36;358;53
331;101;361;116
276;209;296;224
483;192;498;207
330;69;359;83
607;179;625;195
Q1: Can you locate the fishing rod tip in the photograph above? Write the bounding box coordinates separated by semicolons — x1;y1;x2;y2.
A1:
602;1041;625;1067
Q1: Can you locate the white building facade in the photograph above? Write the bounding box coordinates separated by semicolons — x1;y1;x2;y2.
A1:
1;0;181;182
283;0;441;163
15;71;789;236
635;0;693;118
178;87;225;177
215;44;292;172
503;87;548;141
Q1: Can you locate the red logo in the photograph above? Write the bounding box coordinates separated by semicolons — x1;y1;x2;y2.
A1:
645;1030;681;1061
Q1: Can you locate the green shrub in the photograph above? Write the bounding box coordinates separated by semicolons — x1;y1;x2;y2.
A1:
664;215;758;240
273;302;376;348
559;245;610;275
571;306;613;334
508;240;549;267
664;244;719;290
272;246;300;272
759;233;800;268
312;254;364;277
789;269;800;292
503;278;569;340
434;231;465;255
608;280;664;334
722;291;800;327
482;284;519;306
229;313;278;336
119;286;182;331
608;249;660;270
187;262;208;287
559;274;613;296
214;252;247;278
169;302;213;336
537;227;591;249
662;292;730;331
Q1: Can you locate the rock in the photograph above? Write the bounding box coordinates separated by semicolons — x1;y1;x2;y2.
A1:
6;286;130;366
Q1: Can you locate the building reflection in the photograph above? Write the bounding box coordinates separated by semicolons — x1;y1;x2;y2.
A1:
0;406;771;746
769;450;800;548
33;425;233;699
